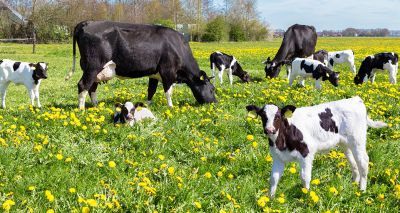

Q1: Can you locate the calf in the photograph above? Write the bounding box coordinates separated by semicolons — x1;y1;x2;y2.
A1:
0;59;48;108
114;102;155;126
210;52;250;85
246;96;387;198
354;52;398;85
289;58;340;89
313;50;328;64
327;50;356;73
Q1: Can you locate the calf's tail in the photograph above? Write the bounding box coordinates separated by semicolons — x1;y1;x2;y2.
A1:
367;117;387;128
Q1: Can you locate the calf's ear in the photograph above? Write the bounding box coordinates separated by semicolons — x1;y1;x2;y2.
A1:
281;105;296;118
134;102;144;108
246;105;260;118
114;103;123;112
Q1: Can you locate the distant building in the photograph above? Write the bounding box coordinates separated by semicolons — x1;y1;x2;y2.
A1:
389;30;400;37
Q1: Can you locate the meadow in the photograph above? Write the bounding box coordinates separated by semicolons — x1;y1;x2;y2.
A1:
0;37;399;212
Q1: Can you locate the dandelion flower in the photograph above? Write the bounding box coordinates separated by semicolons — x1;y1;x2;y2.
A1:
82;206;90;213
204;172;212;179
194;201;202;209
108;161;116;168
2;199;15;211
246;135;254;141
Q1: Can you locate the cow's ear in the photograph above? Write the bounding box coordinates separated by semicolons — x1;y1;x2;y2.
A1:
262;57;270;64
281;105;296;118
246;105;261;118
115;103;123;112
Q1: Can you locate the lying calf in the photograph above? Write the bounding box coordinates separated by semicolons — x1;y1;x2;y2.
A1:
246;96;387;198
354;52;398;85
0;59;48;108
210;51;250;85
114;102;155;126
289;58;340;89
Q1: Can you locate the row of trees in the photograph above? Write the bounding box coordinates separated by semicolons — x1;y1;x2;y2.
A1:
0;0;272;42
320;28;390;37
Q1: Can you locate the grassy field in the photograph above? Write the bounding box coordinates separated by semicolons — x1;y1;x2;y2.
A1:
0;37;399;212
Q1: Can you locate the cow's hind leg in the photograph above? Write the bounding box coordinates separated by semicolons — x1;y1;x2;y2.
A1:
344;147;360;183
89;82;99;106
349;137;369;191
147;78;158;105
78;71;97;109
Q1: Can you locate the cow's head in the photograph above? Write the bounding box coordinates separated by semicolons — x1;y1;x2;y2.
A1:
246;104;296;136
240;71;251;83
31;62;48;80
328;71;340;87
354;56;372;85
190;71;217;104
263;57;281;78
114;102;144;124
317;65;339;87
232;62;250;83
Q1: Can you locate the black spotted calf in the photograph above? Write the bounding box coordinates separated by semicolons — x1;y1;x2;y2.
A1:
246;96;387;198
0;59;48;108
210;52;250;85
114;102;155;126
289;58;340;89
354;52;398;85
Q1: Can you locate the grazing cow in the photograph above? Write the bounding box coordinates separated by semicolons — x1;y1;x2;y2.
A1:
289;58;340;89
210;52;250;84
66;21;217;109
354;52;398;85
246;96;387;198
114;102;155;126
327;50;356;73
0;59;48;108
313;50;328;64
263;24;317;78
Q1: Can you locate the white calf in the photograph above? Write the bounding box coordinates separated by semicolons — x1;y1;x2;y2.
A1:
289;58;339;89
327;50;356;73
114;102;156;126
0;59;48;108
246;96;387;198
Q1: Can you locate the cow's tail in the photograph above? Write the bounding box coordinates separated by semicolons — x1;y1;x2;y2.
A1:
65;27;78;81
367;117;387;128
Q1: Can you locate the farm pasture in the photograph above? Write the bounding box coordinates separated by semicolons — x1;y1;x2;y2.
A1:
0;37;399;212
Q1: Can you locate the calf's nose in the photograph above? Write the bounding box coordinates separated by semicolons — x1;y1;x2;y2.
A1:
265;127;276;134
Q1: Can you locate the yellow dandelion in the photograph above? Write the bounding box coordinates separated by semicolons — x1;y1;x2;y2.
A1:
168;167;175;175
56;153;63;160
82;206;90;213
28;186;35;191
289;167;297;174
204;172;212;179
311;179;320;185
2;199;15;211
257;196;270;208
194;201;202;209
246;135;254;141
158;155;165;161
86;199;98;207
69;188;76;193
108;161;116;168
46;209;54;213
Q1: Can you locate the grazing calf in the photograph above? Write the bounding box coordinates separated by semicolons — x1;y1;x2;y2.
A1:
0;59;48;108
210;52;250;85
354;52;398;85
114;102;155;126
327;50;356;73
289;58;340;89
246;96;387;198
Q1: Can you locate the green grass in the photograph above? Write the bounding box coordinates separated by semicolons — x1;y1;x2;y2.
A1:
0;38;399;212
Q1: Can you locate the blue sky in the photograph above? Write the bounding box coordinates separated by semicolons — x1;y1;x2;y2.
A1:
215;0;400;30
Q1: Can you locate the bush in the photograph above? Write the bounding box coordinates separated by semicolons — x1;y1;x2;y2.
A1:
229;23;245;42
202;16;228;42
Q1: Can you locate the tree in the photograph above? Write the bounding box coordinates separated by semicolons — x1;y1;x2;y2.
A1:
202;15;228;42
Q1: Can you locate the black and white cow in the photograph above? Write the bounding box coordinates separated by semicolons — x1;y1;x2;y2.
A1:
210;52;250;85
114;102;155;126
327;50;356;73
289;58;340;89
354;52;398;85
66;21;217;109
313;50;328;64
0;59;48;108
246;96;387;198
263;24;317;78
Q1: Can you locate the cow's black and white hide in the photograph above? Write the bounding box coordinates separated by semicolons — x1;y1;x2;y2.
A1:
327;50;356;73
263;24;317;78
289;58;340;89
354;52;398;85
246;96;387;198
0;59;48;108
210;52;250;84
114;102;155;126
67;21;217;109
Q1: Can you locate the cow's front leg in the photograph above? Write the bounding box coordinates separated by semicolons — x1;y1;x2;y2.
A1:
300;156;313;189
299;77;306;87
78;71;97;110
33;82;41;108
269;158;285;198
147;78;158;105
27;88;35;107
370;74;376;84
315;79;322;89
0;83;9;108
89;82;99;106
218;65;225;84
351;63;356;74
165;85;174;107
228;68;233;85
389;68;397;84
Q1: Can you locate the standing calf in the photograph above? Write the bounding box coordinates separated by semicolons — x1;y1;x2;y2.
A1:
246;96;387;198
289;58;340;89
210;52;250;85
0;59;48;108
327;50;356;73
354;52;398;85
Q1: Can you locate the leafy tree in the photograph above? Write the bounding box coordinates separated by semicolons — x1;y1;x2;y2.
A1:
202;15;228;42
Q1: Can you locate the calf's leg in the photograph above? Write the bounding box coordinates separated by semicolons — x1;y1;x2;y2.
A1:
228;67;233;85
344;147;360;183
350;141;369;191
33;82;41;108
269;158;285;198
0;82;10;108
300;156;314;189
218;65;225;84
